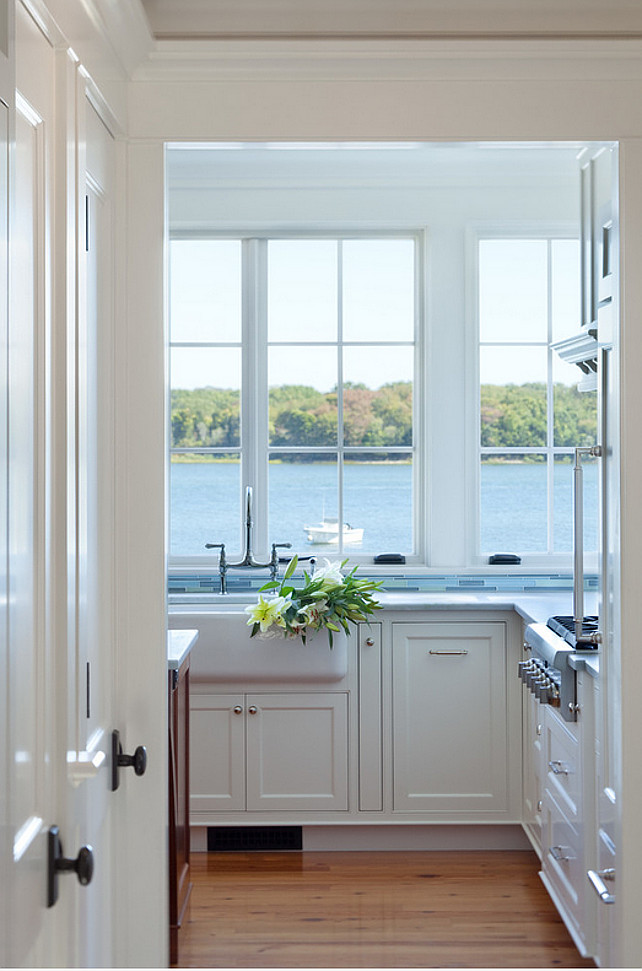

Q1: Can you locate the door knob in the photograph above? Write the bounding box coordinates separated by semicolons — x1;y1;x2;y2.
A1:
111;729;147;791
47;826;94;907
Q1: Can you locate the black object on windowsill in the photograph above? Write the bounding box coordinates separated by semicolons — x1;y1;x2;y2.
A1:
488;553;522;565
373;553;406;564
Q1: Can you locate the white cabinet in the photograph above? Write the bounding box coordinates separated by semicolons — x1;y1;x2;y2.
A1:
526;665;598;959
191;692;348;816
540;707;586;950
521;669;545;856
188;610;521;826
391;621;515;815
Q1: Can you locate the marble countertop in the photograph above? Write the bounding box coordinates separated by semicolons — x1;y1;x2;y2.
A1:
375;589;599;627
167;628;199;670
168;589;599;628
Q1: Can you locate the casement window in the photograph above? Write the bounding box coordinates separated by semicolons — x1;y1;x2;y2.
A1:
169;234;420;564
476;236;597;561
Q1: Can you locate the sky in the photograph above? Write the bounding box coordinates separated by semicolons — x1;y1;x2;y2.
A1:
169;236;581;391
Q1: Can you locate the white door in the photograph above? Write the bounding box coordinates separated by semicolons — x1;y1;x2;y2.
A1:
6;7;130;965
7;6;58;965
0;92;8;970
62;92;119;966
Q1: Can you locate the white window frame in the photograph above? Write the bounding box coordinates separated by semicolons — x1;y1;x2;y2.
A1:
467;223;598;570
168;229;426;569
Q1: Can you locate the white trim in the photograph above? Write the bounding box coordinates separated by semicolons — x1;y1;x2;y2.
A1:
135;37;642;82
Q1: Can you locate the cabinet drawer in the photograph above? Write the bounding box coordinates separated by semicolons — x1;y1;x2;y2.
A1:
542;788;584;934
545;710;580;817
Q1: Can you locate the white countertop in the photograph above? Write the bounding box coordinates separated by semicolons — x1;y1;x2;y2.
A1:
167;628;199;670
169;589;599;628
373;589;599;627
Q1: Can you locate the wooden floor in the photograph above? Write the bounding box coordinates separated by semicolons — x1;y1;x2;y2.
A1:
175;850;595;968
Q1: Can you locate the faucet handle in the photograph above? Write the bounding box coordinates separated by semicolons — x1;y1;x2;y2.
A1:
205;542;226;562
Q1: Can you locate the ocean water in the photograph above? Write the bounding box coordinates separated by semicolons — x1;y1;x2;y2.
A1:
170;461;598;558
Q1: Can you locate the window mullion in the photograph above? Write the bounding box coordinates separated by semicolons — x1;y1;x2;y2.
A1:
242;238;269;558
546;239;555;555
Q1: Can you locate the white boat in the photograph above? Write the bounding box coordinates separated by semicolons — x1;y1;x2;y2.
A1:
304;518;364;545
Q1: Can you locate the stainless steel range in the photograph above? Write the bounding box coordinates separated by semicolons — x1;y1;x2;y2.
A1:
522;619;597;721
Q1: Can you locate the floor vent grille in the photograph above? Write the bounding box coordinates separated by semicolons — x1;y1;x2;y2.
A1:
207;826;303;852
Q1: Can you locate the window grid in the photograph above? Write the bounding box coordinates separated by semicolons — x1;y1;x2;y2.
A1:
478;237;581;558
169;233;418;562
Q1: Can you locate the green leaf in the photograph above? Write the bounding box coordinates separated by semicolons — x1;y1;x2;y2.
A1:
258;580;279;591
283;554;298;581
250;622;260;638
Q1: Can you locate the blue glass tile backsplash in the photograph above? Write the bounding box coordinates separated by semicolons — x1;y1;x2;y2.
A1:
168;572;599;597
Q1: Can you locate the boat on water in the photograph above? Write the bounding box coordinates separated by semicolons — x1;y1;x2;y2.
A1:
304;518;364;545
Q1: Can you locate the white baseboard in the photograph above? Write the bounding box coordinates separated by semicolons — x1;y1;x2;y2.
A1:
191;823;531;852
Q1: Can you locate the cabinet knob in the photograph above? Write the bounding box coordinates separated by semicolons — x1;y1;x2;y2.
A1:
365;637;375;647
248;706;258;714
233;705;243;714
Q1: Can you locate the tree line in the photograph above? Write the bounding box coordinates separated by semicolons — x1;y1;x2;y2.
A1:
171;381;596;455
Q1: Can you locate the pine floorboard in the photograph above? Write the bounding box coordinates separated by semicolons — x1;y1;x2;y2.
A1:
175;850;595;968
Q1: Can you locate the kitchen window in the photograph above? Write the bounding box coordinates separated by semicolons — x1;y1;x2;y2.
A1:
169;234;420;563
477;236;598;560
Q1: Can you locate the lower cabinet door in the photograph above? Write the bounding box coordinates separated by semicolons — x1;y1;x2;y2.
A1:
246;693;348;811
190;693;246;812
392;622;509;813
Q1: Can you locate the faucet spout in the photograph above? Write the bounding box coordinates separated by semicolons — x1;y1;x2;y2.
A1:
205;486;292;589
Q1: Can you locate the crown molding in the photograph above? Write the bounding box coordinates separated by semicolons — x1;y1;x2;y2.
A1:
22;0;153;77
133;37;642;83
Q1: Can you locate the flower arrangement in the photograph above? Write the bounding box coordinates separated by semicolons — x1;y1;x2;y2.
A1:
245;556;382;646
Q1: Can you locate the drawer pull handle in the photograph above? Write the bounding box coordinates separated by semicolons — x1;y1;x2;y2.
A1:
233;706;243;714
428;650;469;656
248;706;258;715
550;845;573;862
548;759;570;775
588;868;615;904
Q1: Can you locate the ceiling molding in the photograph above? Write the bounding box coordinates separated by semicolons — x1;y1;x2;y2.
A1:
133;38;642;83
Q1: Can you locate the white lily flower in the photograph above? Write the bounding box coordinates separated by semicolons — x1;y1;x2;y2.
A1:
313;558;345;590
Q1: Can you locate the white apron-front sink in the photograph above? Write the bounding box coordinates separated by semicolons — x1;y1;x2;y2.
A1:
168;606;349;683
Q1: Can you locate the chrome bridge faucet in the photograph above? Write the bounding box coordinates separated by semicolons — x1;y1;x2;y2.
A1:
205;486;291;594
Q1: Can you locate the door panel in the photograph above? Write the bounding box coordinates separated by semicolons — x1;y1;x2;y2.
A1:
246;693;348;811
392;622;509;813
0;95;8;971
9;6;55;964
190;694;246;812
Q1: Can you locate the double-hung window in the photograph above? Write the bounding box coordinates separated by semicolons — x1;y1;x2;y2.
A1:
477;235;597;561
169;234;419;564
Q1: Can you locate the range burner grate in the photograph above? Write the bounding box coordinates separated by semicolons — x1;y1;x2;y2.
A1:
546;614;599;650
